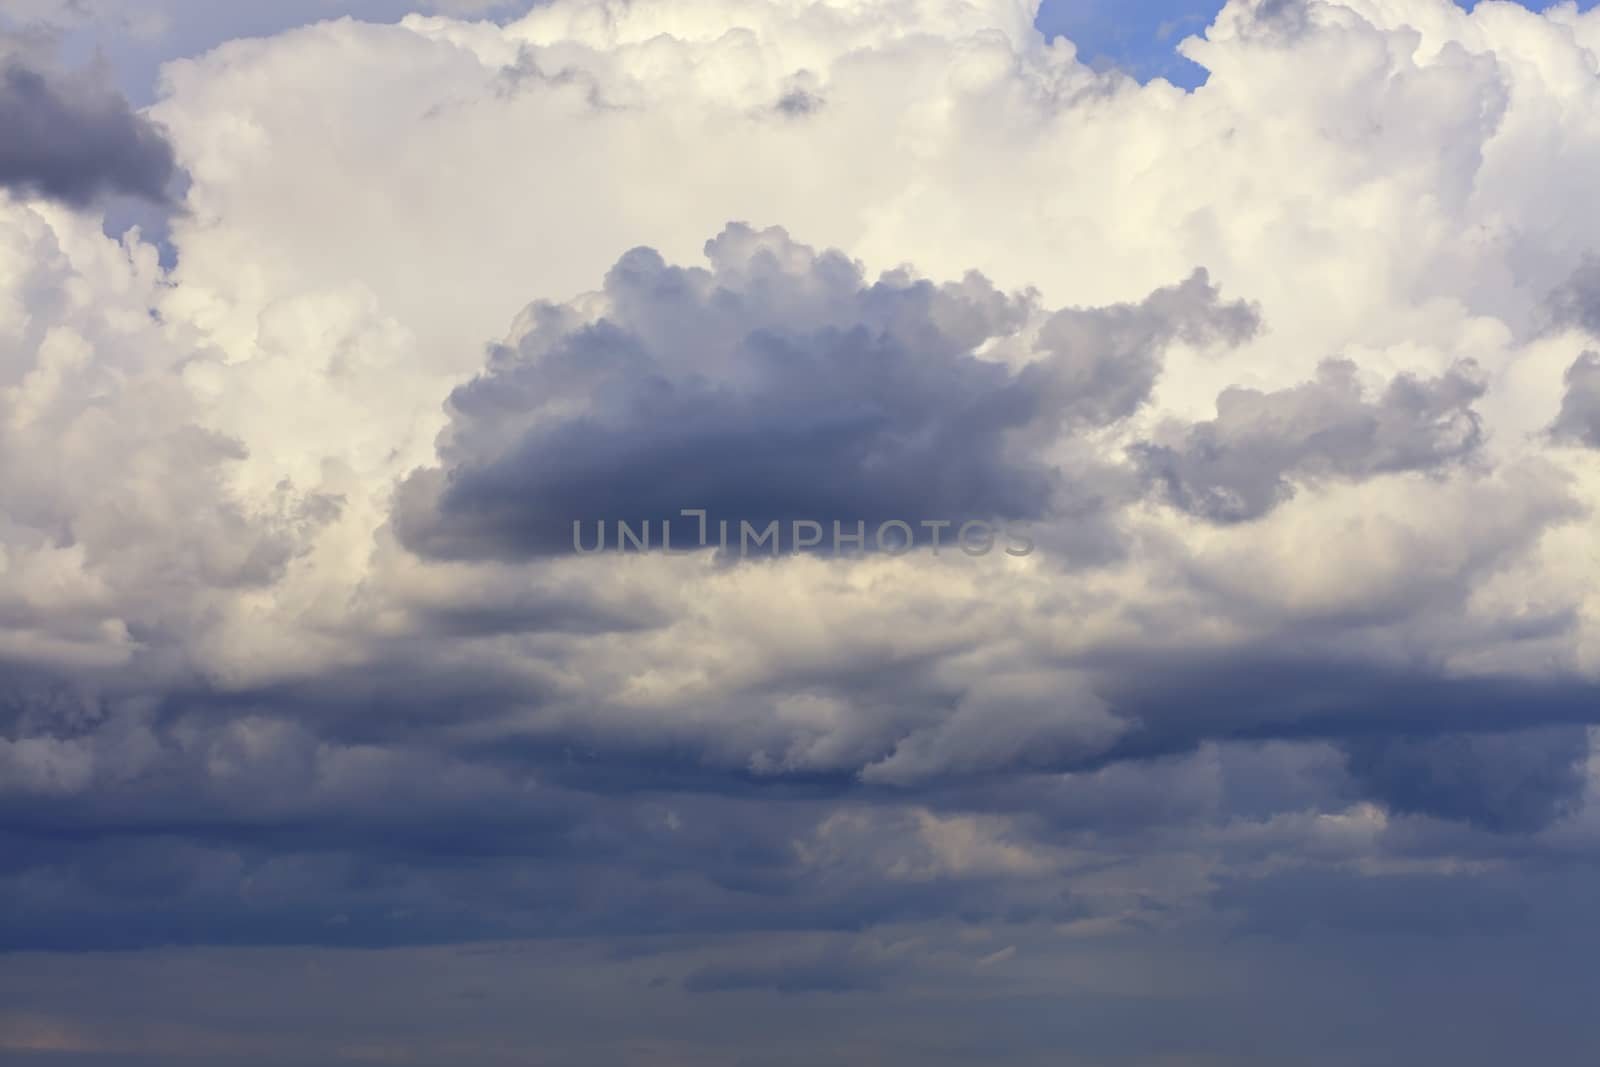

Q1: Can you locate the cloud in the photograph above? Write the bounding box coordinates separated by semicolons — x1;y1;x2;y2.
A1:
5;1;1600;1059
394;225;1255;560
1342;726;1590;833
0;199;336;674
1136;356;1487;522
1546;257;1600;336
0;1;169;37
0;38;178;206
1550;350;1600;448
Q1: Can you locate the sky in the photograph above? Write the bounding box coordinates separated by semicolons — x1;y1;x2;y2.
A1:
1036;0;1600;85
4;0;1600;1064
13;0;1598;101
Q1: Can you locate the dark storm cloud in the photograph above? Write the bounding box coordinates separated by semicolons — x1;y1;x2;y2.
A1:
1096;652;1600;758
1549;351;1600;448
858;651;1600;832
4;636;1598;953
0;719;1084;952
393;225;1257;560
1135;357;1485;522
1342;726;1590;833
0;41;178;207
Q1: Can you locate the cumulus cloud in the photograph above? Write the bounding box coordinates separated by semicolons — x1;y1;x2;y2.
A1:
6;0;1600;1058
394;225;1256;559
0;202;337;673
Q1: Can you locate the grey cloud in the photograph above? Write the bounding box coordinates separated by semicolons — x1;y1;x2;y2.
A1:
395;225;1257;560
1545;258;1600;336
859;670;1125;786
1029;266;1260;428
1549;350;1600;448
776;89;822;115
775;73;824;116
0;41;178;206
1135;357;1486;523
1090;651;1600;773
1252;0;1314;35
1342;726;1589;834
3;646;1599;954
